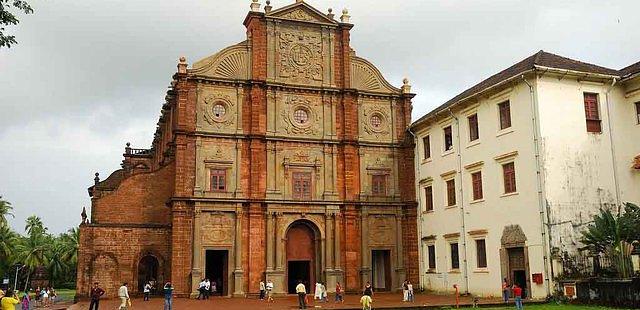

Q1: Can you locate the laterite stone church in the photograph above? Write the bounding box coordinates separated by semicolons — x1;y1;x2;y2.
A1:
76;0;418;298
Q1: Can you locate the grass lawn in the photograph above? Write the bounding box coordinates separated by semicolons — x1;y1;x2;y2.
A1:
54;289;76;302
480;304;629;310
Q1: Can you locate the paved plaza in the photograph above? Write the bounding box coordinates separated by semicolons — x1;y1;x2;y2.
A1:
68;292;509;309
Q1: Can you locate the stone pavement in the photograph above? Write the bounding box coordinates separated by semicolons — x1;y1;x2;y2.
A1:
68;292;513;309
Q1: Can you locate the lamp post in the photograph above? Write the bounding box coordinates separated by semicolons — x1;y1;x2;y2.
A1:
13;264;24;292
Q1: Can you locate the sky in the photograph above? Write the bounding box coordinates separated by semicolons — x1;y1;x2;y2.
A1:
0;0;638;234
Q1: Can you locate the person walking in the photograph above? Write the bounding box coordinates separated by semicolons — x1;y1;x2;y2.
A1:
502;278;510;303
513;284;523;310
118;282;130;310
335;282;343;303
204;279;211;300
197;279;206;300
144;281;152;301
363;282;373;297
21;291;30;310
314;282;322;301
407;280;414;302
259;280;266;300
164;281;174;310
89;282;105;310
1;289;19;310
266;279;274;303
402;280;408;301
296;280;307;309
360;293;372;310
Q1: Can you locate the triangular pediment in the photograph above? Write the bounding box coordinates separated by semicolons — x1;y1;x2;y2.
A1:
268;1;338;25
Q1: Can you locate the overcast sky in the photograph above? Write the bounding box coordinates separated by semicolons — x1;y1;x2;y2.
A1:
0;0;638;234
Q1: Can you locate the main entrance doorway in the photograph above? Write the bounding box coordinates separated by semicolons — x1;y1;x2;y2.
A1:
137;255;159;294
205;250;229;296
371;250;391;291
286;220;319;294
508;247;527;298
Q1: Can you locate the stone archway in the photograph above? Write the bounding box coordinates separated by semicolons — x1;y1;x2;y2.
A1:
285;220;321;294
137;255;159;294
500;225;531;299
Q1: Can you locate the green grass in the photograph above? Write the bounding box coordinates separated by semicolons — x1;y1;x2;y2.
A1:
479;304;629;310
54;289;76;302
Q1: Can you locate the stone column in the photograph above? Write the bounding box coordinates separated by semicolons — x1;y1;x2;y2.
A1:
266;210;275;271
269;212;286;294
190;208;203;298
395;210;406;290
334;211;342;269
233;205;245;296
325;212;334;270
360;207;371;285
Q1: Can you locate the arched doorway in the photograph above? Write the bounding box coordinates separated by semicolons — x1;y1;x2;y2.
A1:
137;255;159;294
286;220;320;294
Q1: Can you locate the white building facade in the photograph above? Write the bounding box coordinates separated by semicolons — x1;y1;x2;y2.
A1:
411;51;640;299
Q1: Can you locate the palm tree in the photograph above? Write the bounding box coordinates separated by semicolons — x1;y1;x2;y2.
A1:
59;227;79;265
0;196;14;227
48;241;68;287
25;215;46;237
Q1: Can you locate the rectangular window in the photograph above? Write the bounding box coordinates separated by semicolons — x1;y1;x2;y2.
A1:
446;179;456;206
471;171;483;201
635;102;640;124
425;186;433;211
584;93;601;133
292;172;312;200
503;162;517;193
371;175;387;196
423;136;431;159
476;239;487;268
468;114;479;141
450;242;460;269
428;245;436;269
210;169;226;192
444;126;453;151
498;101;512;130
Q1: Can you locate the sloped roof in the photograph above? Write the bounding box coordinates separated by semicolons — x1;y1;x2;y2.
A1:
621;61;640;77
412;50;624;128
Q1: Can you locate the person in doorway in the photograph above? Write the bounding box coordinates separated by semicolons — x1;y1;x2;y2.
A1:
211;281;217;297
118;282;130;310
402;280;408;301
296;280;307;309
407;280;414;302
363;282;373;297
513;284;523;310
265;279;274;302
204;279;211;299
360;293;372;310
335;282;344;303
259;280;266;300
89;282;105;310
1;289;19;310
163;281;174;310
502;278;510;303
144;281;152;301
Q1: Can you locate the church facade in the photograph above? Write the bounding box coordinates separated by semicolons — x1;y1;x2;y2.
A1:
76;0;417;298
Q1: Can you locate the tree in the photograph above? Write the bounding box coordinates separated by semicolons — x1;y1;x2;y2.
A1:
0;0;34;48
25;215;46;237
0;195;14;227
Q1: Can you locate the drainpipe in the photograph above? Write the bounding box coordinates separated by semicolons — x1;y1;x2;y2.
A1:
604;78;621;209
407;127;425;290
447;108;469;295
521;75;552;297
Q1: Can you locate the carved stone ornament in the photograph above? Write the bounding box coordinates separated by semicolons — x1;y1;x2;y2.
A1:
281;95;321;135
501;225;527;247
202;213;234;245
369;216;394;245
279;28;323;83
280;8;315;22
203;93;235;128
208;146;232;162
362;106;390;137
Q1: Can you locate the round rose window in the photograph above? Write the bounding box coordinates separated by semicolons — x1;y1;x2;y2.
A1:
293;108;309;124
213;103;226;118
370;114;382;128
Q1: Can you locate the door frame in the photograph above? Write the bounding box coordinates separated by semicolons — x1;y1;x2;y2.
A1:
203;247;232;297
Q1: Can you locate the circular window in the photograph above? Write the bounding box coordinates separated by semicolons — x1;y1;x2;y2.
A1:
293;108;309;124
213;103;226;119
370;114;382;128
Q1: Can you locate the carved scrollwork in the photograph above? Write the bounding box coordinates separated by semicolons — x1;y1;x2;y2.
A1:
279;28;323;83
281;95;321;135
203;93;235;129
280;9;315;22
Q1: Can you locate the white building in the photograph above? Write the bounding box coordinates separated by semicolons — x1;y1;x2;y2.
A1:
411;51;640;299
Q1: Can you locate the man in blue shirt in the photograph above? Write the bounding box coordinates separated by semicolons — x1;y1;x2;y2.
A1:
163;282;174;310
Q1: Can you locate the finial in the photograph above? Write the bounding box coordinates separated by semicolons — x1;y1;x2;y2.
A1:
126;142;131;147
327;8;335;20
94;172;100;185
81;207;87;224
250;0;261;12
296;0;304;3
340;8;350;23
401;77;412;94
265;0;272;13
177;56;188;74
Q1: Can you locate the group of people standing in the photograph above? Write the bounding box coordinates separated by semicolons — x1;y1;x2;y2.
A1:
401;280;415;302
195;278;217;300
0;286;57;310
502;278;524;310
87;280;174;310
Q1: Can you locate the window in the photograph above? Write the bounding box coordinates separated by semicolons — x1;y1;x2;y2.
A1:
471;171;483;200
428;245;436;270
212;103;226;119
293;108;309;124
476;239;487;268
210;169;227;192
423;136;431;159
450;242;460;269
444;126;453;151
584;93;601;133
370;115;382;128
635;102;640;124
446;179;456;206
424;186;433;211
468;114;479;141
292;172;312;200
502;162;517;193
498;101;511;130
371;175;387;196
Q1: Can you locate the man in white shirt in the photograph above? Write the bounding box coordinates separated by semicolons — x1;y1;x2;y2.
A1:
265;279;274;302
144;282;151;301
204;279;211;299
197;279;206;300
295;281;307;309
259;280;265;300
118;282;129;310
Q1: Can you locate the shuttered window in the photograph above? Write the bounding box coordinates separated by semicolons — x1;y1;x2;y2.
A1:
635;102;640;124
444;126;453;151
584;93;601;133
428;245;436;269
210;169;226;192
471;171;483;200
292;172;312;200
425;186;433;211
503;162;517;193
498;101;512;130
450;243;460;269
446;179;456;206
468;114;479;141
476;239;487;268
423;135;431;159
371;175;387;196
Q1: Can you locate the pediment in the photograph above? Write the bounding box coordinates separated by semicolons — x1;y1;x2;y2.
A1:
351;56;401;94
268;2;337;25
191;41;250;80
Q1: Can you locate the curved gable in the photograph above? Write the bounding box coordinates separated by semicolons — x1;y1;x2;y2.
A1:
191;41;251;80
351;56;400;94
